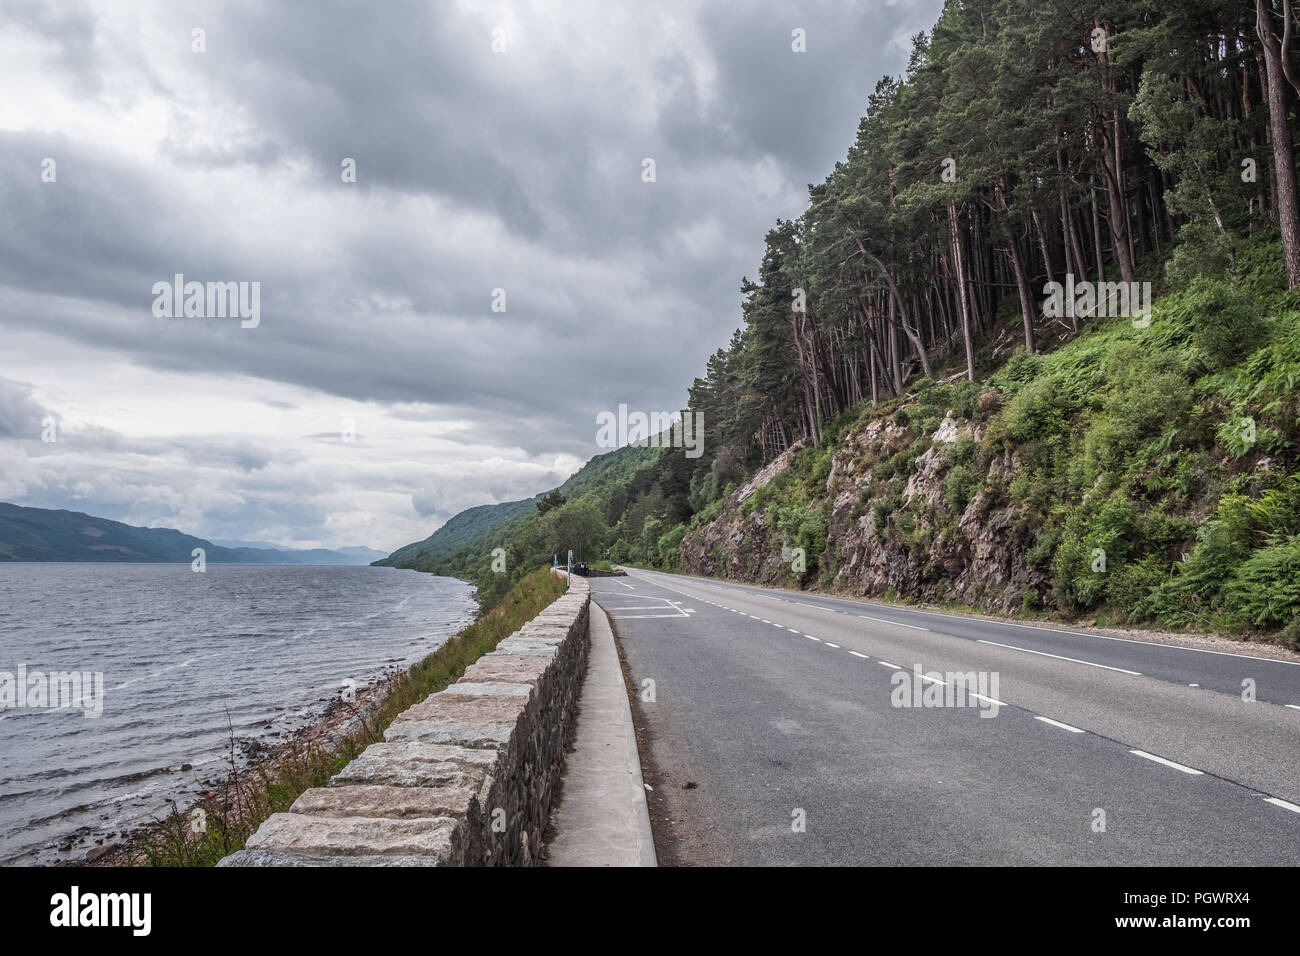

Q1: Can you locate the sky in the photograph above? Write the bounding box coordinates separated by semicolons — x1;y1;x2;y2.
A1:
0;0;944;552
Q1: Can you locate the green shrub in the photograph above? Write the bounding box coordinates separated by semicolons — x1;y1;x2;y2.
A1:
1222;536;1300;628
951;434;977;465
656;523;688;568
942;464;978;514
1001;375;1076;443
1181;277;1265;370
1105;555;1168;621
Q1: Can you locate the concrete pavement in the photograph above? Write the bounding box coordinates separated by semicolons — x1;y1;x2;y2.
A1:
545;598;656;867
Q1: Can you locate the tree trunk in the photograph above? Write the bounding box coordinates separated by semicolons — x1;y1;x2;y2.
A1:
948;204;976;381
1002;220;1037;354
1258;0;1300;287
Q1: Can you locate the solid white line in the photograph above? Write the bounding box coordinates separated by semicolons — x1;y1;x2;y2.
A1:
861;615;929;631
849;651;869;659
824;642;841;648
1035;715;1085;734
878;661;901;669
1129;750;1203;775
977;639;1142;675
1264;797;1300;814
847;600;1300;667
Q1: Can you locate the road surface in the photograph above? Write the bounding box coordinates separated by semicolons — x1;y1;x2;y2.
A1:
589;568;1300;866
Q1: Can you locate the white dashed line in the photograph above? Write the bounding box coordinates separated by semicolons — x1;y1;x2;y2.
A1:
848;651;869;659
1129;750;1203;775
878;661;901;670
860;615;929;631
1286;704;1300;711
824;642;841;648
787;628;800;633
805;635;822;642
1264;797;1300;814
1034;715;1085;734
976;639;1142;675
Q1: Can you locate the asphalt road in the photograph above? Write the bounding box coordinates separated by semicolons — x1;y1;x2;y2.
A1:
590;568;1300;866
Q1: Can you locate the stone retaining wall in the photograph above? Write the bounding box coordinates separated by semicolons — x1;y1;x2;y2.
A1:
217;571;590;867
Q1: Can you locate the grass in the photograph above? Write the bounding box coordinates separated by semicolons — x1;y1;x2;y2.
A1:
125;565;568;866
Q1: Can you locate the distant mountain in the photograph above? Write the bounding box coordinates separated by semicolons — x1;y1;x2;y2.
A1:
209;538;281;550
380;496;543;567
0;503;379;564
336;546;389;563
211;539;388;564
378;444;661;572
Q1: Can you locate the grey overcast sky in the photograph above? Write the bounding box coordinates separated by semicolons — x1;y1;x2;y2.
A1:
0;0;944;551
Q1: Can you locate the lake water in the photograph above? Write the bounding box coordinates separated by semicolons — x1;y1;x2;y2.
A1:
0;563;476;865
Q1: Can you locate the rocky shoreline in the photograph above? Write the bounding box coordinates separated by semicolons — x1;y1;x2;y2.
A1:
60;670;403;868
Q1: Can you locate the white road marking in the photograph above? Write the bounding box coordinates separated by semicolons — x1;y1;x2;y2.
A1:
918;673;945;685
848;651;869;659
1035;715;1085;733
1129;750;1203;775
878;661;901;670
805;635;822;642
824;642;841;648
1264;797;1300;814
1286;704;1300;711
616;613;697;619
977;639;1142;675
860;615;929;631
787;628;800;633
845;600;1300;668
970;692;1007;708
1189;683;1199;687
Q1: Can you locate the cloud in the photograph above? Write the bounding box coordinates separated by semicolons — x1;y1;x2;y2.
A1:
0;377;52;440
0;0;945;549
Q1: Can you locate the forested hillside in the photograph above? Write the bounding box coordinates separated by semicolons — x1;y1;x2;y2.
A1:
379;443;664;606
388;0;1300;642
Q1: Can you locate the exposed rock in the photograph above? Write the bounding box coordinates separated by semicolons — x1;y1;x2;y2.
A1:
680;406;1050;614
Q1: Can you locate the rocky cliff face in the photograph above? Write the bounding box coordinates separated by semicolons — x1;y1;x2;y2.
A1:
678;396;1052;614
